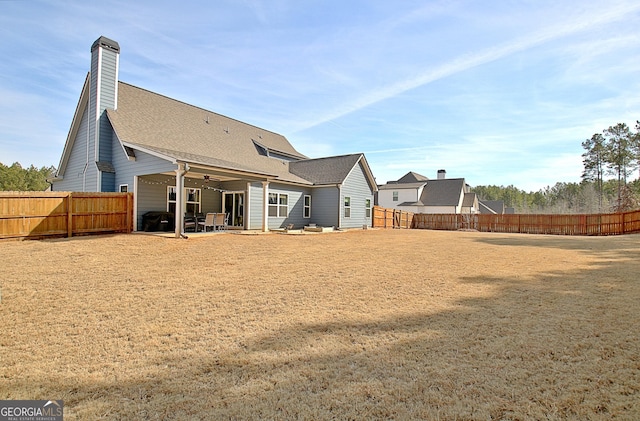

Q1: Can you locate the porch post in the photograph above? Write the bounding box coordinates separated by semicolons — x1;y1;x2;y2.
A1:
174;163;187;238
133;175;139;232
246;182;251;230
262;181;269;232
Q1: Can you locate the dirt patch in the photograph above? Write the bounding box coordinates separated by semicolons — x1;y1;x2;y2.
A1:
1;230;639;419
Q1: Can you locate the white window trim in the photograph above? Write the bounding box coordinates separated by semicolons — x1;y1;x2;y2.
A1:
268;192;289;217
365;198;371;218
168;186;201;214
344;196;351;218
303;195;311;218
119;184;128;193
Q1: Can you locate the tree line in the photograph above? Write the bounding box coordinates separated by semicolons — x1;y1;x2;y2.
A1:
472;179;640;214
472;121;640;214
0;162;56;191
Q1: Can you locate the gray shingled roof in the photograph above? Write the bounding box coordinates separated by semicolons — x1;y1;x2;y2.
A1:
289;154;363;185
396;171;429;183
418;178;466;206
106;82;312;184
378;171;429;190
378;181;427;191
462;192;477;207
480;200;505;214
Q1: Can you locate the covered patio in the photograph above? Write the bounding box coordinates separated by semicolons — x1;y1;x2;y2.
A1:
133;163;274;237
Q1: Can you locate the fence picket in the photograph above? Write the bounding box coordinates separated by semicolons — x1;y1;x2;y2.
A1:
373;206;640;236
0;191;134;239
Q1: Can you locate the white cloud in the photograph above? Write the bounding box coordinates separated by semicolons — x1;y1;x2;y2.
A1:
292;0;640;132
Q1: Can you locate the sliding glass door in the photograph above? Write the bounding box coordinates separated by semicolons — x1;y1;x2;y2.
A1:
223;191;244;229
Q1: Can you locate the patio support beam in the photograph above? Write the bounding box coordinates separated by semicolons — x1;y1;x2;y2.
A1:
175;162;189;238
133;175;139;232
262;181;269;232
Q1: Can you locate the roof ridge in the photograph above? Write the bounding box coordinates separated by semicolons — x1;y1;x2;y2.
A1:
297;153;362;162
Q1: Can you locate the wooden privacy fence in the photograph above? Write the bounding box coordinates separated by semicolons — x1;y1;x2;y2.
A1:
0;191;133;239
412;210;640;236
372;206;413;229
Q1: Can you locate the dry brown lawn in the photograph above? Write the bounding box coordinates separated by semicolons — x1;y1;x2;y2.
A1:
1;229;639;420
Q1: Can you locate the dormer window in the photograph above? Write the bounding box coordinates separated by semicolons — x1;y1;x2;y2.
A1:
252;139;304;162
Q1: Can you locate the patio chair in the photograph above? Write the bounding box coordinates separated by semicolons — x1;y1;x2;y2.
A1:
184;213;197;232
198;213;216;232
214;213;228;231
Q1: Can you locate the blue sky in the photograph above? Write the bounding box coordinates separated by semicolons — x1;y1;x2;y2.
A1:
1;0;639;192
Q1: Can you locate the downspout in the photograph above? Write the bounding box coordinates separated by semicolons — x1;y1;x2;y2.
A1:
175;162;189;238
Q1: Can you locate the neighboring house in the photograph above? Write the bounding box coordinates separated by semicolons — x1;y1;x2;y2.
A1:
377;170;479;214
376;171;429;208
462;192;479;214
478;200;506;214
50;37;377;235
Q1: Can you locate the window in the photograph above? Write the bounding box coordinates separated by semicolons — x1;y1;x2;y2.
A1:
303;195;311;218
365;199;371;218
344;196;351;218
119;184;128;193
168;186;201;214
268;193;288;217
392;191;398;201
167;187;177;213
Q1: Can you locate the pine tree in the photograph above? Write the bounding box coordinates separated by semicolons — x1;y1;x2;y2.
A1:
581;133;606;211
603;123;637;211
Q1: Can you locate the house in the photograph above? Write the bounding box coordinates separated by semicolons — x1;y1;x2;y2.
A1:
478;200;506;214
50;36;377;236
377;170;479;214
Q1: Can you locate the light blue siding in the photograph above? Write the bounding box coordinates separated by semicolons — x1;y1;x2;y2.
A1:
86;42;119;191
340;161;375;228
98;51;118;111
238;183;310;230
97;50;118;165
274;184;312;229
52;106;90;192
101;172;115;192
248;182;264;230
136;174;170;230
135;175;217;230
125;155;175;230
113;145;176;186
111;142;177;229
310;186;340;228
86;51;99;190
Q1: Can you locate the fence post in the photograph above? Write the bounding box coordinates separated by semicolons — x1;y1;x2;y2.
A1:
66;193;73;238
126;193;132;233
